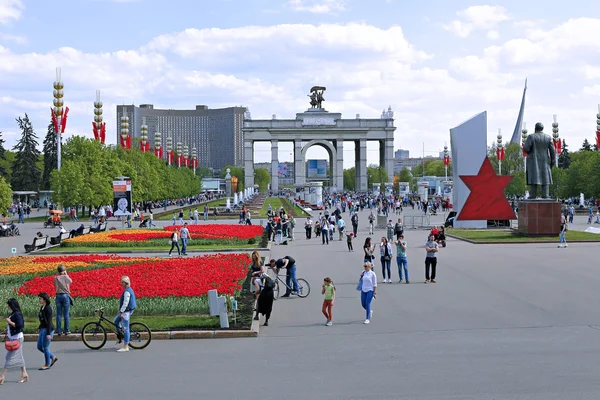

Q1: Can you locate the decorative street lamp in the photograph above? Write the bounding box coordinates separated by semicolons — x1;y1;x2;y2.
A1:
51;67;69;170
596;105;600;151
154;131;162;158
120;110;130;149
140;117;148;152
92;90;105;144
166;136;173;166
442;145;450;181
552;114;560;167
176;142;183;168
183;143;189;167
191;146;198;174
521;122;528;173
496;129;504;175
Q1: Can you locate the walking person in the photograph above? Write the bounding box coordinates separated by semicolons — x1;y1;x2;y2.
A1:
368;212;375;235
0;298;29;384
168;228;181;256
178;210;184;225
386;219;394;242
148;211;154;228
180;222;191;256
54;265;72;336
37;292;57;370
425;234;439;283
321;218;329;245
394;234;409;283
194;208;199;225
321;277;336;326
351;212;359;237
558;215;568;248
114;276;136;352
337;217;345;241
379;237;393;283
394;218;403;240
304;217;312;239
203;205;209;221
289;216;295;240
358;262;377;324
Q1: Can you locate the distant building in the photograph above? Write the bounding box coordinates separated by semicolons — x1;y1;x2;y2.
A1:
395;149;409;159
394;156;440;174
116;104;246;169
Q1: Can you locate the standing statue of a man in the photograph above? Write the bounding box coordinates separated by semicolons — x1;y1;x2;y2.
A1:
523;122;555;199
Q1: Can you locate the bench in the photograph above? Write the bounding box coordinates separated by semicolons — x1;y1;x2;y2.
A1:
24;236;48;253
50;231;70;245
71;226;92;238
91;223;107;233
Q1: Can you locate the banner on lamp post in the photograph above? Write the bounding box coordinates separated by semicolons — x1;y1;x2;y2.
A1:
113;180;132;216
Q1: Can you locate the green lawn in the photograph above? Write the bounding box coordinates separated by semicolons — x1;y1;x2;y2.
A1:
154;199;224;220
448;229;600;243
20;315;244;334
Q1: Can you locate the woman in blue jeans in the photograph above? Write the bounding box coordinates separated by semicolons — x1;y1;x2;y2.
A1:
37;292;57;370
359;262;377;324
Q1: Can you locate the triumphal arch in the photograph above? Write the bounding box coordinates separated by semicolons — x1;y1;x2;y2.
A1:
243;87;396;192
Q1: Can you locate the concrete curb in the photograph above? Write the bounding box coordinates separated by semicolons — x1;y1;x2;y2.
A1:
447;234;600;245
22;328;258;342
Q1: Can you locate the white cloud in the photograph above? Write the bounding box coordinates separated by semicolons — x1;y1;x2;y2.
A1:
0;31;26;44
445;5;510;38
487;30;499;40
288;0;345;13
0;0;22;24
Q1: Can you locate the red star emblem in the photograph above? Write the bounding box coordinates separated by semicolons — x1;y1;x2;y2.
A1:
457;157;516;221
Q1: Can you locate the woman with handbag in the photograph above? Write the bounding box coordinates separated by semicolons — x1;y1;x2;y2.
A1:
1;298;28;384
379;237;393;283
37;292;57;370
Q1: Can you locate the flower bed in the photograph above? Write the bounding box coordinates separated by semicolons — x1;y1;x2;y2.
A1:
0;253;251;319
61;225;265;248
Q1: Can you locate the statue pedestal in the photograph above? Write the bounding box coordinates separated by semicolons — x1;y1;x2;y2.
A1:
518;200;561;236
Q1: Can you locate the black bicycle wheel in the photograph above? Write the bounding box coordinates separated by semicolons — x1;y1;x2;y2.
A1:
273;280;280;300
296;278;311;298
81;322;107;350
128;322;152;350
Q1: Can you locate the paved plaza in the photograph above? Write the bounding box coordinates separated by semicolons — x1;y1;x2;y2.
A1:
1;207;600;398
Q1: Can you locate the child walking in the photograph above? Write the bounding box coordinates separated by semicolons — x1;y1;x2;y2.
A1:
321;277;336;326
346;232;354;252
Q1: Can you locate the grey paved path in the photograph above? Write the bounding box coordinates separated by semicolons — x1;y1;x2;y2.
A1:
1;207;600;398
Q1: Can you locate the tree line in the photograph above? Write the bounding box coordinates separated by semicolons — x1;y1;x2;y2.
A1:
0;114;203;214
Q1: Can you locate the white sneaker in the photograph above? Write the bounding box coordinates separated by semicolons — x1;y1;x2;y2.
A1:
564;243;568;247
370;310;373;319
326;321;332;326
364;319;370;324
117;347;129;352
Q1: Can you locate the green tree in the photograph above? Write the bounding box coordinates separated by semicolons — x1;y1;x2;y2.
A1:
581;139;593;151
395;168;415;192
41;122;58;190
504;170;526;197
0;130;7;177
343;167;356;191
220;166;245;190
11;114;41;191
558;139;571;169
0;176;11;214
254;168;270;191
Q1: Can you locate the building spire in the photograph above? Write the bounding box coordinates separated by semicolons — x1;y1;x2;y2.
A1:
510;78;527;144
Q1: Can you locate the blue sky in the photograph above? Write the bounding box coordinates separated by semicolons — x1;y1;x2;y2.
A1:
0;0;599;167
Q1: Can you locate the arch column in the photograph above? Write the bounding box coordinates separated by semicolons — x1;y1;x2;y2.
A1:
294;140;305;186
244;139;254;190
355;139;367;191
334;139;344;192
271;140;279;193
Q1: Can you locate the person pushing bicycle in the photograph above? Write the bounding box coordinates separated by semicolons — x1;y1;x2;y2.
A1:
115;276;136;352
269;256;298;297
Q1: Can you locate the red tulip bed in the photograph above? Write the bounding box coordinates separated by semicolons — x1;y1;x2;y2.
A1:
1;254;251;319
62;224;266;249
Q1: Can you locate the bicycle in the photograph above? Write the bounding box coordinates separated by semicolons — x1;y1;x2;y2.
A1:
81;307;152;350
267;266;310;300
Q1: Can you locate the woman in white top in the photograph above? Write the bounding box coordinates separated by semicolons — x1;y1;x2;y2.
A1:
359;262;377;324
168;229;181;256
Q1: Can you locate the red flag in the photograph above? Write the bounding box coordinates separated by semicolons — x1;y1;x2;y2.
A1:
126;136;131;150
596;131;600;149
51;109;59;133
92;122;99;140
100;123;106;144
160;148;163;159
61;107;69;133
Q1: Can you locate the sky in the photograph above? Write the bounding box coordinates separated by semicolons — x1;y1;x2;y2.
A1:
0;0;599;168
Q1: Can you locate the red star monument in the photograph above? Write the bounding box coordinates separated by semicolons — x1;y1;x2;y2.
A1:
457;157;516;221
